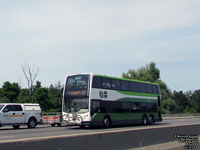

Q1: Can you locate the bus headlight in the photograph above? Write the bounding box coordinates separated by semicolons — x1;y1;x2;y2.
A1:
63;114;69;122
75;115;82;124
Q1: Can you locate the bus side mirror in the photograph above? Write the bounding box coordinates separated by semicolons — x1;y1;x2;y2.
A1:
3;108;9;113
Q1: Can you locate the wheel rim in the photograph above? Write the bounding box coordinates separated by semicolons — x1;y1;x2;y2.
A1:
149;116;154;124
143;116;147;125
104;118;110;127
30;119;36;128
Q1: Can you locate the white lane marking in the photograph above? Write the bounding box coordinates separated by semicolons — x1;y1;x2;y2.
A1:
0;136;15;139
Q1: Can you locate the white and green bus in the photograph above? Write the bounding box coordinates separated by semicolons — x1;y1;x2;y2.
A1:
62;73;162;128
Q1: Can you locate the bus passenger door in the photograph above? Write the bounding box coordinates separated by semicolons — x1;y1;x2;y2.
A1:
158;96;161;118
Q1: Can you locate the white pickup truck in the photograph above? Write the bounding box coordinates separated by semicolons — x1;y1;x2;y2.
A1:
0;103;42;129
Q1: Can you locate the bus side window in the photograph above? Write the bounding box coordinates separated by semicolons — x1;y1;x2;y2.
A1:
102;78;111;89
92;77;102;88
155;85;159;94
91;100;100;115
121;81;130;91
131;102;140;113
122;102;130;112
111;79;121;90
130;82;139;92
138;83;146;93
147;103;157;112
152;85;159;94
146;84;153;93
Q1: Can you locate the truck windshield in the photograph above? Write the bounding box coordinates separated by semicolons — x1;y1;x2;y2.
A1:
0;105;5;111
64;75;89;113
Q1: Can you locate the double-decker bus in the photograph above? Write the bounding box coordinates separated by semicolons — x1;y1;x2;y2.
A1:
62;73;162;128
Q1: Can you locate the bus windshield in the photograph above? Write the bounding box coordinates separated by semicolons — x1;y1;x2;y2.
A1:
64;97;89;113
64;75;89;113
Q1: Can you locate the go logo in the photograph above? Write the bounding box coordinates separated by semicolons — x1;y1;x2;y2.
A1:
99;91;108;99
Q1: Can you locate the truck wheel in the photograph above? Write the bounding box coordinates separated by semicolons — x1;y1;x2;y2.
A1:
57;123;61;127
12;125;20;129
28;118;37;128
51;124;55;127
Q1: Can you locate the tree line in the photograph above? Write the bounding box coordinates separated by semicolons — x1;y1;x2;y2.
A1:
0;62;199;114
0;81;63;112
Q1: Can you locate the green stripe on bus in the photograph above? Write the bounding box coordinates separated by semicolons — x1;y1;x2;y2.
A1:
92;113;159;121
116;90;159;97
117;98;158;103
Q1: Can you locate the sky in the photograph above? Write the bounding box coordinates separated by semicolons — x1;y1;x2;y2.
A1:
0;0;200;92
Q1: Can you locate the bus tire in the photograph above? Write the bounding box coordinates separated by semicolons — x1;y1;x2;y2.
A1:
80;125;85;129
148;115;154;125
142;115;148;125
27;117;37;128
103;116;111;128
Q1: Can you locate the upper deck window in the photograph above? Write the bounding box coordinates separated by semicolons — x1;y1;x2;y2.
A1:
92;76;102;88
121;81;130;91
130;82;139;92
138;83;146;93
66;75;89;96
153;85;159;94
146;84;153;93
102;78;111;89
111;79;121;90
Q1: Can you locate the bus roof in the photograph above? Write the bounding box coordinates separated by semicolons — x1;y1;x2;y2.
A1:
65;73;159;86
94;74;159;86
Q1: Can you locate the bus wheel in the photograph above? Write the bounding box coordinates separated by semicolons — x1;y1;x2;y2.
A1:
142;115;147;125
103;116;111;128
148;115;154;125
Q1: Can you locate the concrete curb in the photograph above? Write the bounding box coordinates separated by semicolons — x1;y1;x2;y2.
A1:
1;123;200;150
162;114;200;120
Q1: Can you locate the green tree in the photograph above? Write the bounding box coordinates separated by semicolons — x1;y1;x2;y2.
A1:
35;81;42;88
172;91;190;113
162;98;178;114
17;88;32;103
122;62;171;101
35;87;50;112
122;62;160;82
1;82;20;103
48;82;63;112
191;90;200;113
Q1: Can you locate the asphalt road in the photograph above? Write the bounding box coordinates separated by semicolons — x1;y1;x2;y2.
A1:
0;118;200;143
